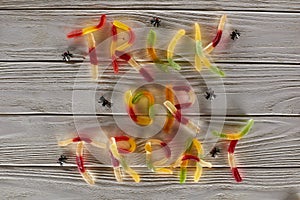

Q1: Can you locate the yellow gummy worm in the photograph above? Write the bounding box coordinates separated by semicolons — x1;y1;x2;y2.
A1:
86;33;98;80
167;29;185;59
194;163;203;182
113;20;130;31
113;20;134;51
167;29;186;70
212;119;254;140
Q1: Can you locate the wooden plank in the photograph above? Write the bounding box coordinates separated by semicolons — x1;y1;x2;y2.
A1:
1;62;299;115
1;10;300;63
0;116;299;168
1;0;300;12
0;166;299;200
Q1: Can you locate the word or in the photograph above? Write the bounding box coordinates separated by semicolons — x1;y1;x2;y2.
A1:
61;51;73;62
230;30;240;40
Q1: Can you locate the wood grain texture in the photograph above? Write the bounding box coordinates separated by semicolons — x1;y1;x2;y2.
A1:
0;10;300;63
0;167;299;200
1;0;300;12
1;0;300;198
0;116;299;167
1;62;299;115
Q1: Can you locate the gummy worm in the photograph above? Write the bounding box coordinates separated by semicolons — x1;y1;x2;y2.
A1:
114;135;136;154
112;20;135;51
212;119;254;140
110;24;119;73
87;33;98;80
145;139;172;174
194;22;225;77
163;100;200;134
115;50;154;82
228;140;242;182
109;137;140;183
163;85;175;133
167;29;186;70
146;29;169;72
203;14;227;54
212;119;254;182
108;150;122;182
125;90;155;126
76;142;95;185
58;136;106;149
67;14;107;38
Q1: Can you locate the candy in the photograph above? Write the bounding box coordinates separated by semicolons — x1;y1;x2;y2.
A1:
167;29;186;70
67;14;106;38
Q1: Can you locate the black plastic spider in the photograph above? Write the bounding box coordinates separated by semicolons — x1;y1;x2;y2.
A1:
98;96;112;108
62;50;73;61
230;30;240;40
204;88;216;100
210;147;221;158
150;17;161;27
57;155;68;166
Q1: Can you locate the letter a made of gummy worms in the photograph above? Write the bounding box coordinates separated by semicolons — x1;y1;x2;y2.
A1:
172;138;212;183
212;119;254;182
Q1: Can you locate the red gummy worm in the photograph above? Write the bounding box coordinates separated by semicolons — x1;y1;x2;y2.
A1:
128;29;136;45
115;50;131;62
139;68;154;82
161;142;171;158
228;140;238;154
231;167;242;182
174;110;189;124
72;136;92;143
172;85;190;92
182;154;200;162
228;140;242;182
212;30;222;47
76;155;86;173
88;47;98;65
111;24;118;41
114;135;130;142
67;14;107;38
175;103;192;110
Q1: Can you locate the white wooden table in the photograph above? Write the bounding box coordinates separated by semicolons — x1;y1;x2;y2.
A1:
0;1;299;199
